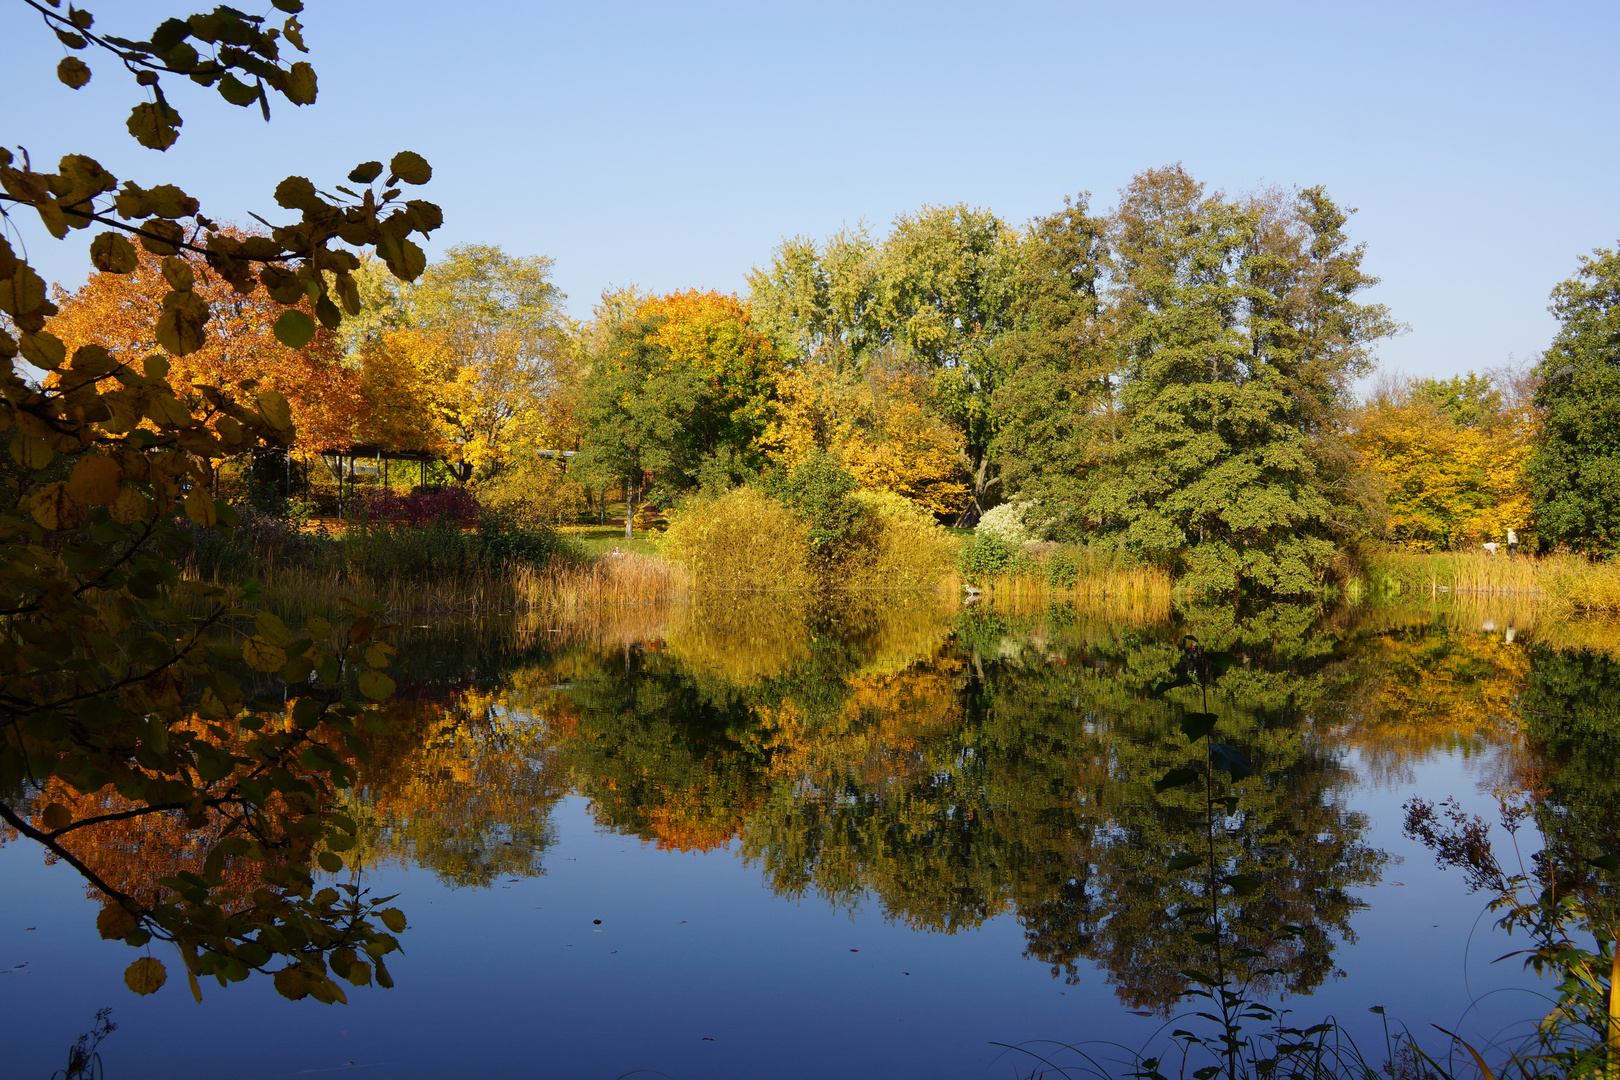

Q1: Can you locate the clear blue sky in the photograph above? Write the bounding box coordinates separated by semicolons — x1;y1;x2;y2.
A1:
7;1;1618;381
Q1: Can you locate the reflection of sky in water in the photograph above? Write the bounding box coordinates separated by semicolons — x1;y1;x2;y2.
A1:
0;602;1569;1077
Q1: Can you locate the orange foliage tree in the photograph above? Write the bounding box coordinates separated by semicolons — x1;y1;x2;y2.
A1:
48;235;365;453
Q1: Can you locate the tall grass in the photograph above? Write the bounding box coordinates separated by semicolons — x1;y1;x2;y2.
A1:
187;507;682;614
514;552;686;615
1364;549;1620;613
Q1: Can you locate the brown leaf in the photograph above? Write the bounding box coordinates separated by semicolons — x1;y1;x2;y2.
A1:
67;455;121;505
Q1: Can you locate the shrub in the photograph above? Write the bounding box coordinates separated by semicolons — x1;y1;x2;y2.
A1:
770;450;864;575
975;499;1051;546
958;531;1014;582
480;463;585;529
364;485;481;528
845;490;957;589
1046;547;1079;589
663;486;815;591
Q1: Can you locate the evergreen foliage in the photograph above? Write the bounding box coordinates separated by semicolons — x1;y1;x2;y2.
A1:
1528;247;1620;553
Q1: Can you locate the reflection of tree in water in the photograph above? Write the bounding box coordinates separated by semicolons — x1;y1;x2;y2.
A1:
1517;646;1620;924
122;594;1587;1016
737;603;1389;1013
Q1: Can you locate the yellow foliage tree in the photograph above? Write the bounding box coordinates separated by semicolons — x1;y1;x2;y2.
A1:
1352;374;1532;549
765;360;968;515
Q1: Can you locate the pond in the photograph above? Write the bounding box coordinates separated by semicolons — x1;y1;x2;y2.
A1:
4;594;1614;1078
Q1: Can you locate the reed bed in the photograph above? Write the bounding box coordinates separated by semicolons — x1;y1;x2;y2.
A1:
1365;550;1620;613
515;552;688;615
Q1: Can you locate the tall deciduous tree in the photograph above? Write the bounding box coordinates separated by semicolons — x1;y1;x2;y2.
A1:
990;194;1116;529
48;237;364;453
750;207;1019;520
1094;168;1396;593
1528;247;1620;553
575;289;780;536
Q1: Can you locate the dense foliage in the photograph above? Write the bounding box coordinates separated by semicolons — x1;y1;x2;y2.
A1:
2;0;441;1004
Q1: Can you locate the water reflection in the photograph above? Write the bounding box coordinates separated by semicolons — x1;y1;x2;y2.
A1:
56;592;1620;1019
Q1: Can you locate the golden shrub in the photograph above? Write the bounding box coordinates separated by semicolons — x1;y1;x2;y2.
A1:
842;489;958;589
662;486;815;591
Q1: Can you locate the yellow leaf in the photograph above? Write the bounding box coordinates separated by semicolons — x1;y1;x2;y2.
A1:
242;636;288;672
28;482;85;531
19;330;67;370
10;436;55;470
89;231;138;273
124;956;167;995
256;389;293;432
389;151;432;186
110;487;151;524
183;488;217;526
363;642;394;668
67;455;121;505
97;904;139;940
378;907;406;933
357;670;394;700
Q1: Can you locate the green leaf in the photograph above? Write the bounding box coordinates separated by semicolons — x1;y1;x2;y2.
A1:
357;670;395;701
378;908;406;933
1179;712;1217;743
317;851;343;873
273;310;315;349
217;73;259;107
347;161;382;184
1166;853;1202;871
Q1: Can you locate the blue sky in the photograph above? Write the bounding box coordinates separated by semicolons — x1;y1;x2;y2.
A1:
6;1;1617;381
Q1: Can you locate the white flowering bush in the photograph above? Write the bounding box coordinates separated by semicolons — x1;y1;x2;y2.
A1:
975;500;1051;546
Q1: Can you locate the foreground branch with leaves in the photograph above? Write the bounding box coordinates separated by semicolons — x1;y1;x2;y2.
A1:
2;0;443;1002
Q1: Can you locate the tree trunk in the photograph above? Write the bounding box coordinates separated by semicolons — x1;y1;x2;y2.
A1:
624;478;635;540
954;453;997;527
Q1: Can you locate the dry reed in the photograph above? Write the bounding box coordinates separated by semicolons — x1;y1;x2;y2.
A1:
1365;550;1620;614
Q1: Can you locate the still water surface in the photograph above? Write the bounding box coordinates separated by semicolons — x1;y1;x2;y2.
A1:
5;595;1606;1078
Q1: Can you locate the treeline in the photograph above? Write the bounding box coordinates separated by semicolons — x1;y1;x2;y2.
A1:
42;164;1620;592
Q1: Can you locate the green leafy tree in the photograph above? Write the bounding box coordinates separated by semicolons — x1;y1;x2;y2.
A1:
1093;168;1396;594
750;207;1020;521
989;194;1116;529
574;311;704;537
1;1;439;1002
1528;247;1620;553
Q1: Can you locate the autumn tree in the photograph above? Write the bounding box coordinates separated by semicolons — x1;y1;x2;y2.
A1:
750;207;1020;521
1528;246;1620;553
1351;371;1531;549
1;1;441;1003
764;358;968;516
1091;169;1397;594
344;246;569;481
575;289;781;535
48;236;365;453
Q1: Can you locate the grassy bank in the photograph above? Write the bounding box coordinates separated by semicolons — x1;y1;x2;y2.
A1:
1361;549;1620;614
188;509;686;614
